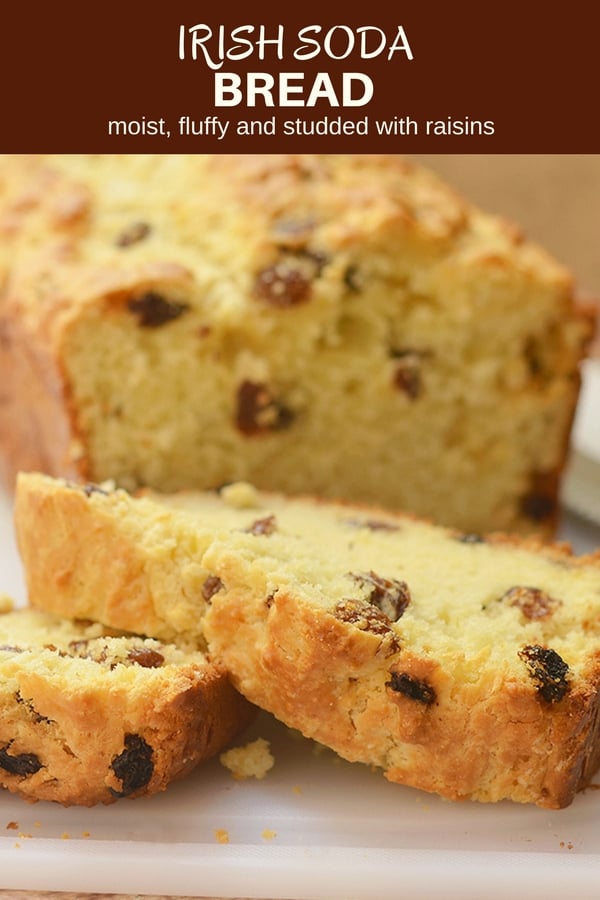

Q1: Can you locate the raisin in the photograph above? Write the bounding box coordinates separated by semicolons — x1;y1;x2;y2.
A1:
391;348;431;401
501;586;561;620
245;514;277;536
349;571;411;621
521;493;556;522
127;647;165;668
236;380;294;436
386;671;436;705
109;734;154;796
344;518;400;533
202;575;224;601
524;336;544;378
116;221;151;247
127;292;189;328
0;645;23;653
254;262;312;308
518;645;570;703
0;744;43;776
392;356;422;399
394;368;421;398
333;599;400;652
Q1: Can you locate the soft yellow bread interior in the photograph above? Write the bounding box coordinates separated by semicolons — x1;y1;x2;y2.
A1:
0;155;591;534
17;473;600;681
0;604;255;805
193;485;600;680
14;473;600;806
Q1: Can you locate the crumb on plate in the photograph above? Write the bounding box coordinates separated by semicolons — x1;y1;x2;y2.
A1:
220;737;274;780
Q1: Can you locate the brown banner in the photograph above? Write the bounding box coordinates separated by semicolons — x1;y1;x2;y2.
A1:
2;1;598;152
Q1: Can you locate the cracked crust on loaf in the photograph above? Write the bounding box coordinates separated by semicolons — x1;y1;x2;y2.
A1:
0;154;594;535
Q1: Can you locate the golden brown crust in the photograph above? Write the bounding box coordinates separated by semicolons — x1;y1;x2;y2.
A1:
13;473;215;647
14;473;600;807
203;583;600;809
0;154;592;536
0;311;87;488
16;472;587;650
15;475;171;637
0;252;197;489
0;609;254;806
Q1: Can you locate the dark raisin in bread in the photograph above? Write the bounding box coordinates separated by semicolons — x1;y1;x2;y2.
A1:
0;604;254;806
0;154;593;535
15;473;600;808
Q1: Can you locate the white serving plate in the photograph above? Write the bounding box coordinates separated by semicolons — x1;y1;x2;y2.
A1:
0;486;599;899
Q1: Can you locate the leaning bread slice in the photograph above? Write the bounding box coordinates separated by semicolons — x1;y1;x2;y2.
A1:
14;472;600;808
14;472;270;647
201;505;600;810
0;605;254;806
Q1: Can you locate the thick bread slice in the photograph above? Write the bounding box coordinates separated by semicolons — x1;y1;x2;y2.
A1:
14;472;600;808
0;605;254;806
14;472;265;647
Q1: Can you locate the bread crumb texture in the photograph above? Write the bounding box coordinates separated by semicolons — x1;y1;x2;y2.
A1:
220;737;275;780
0;605;254;805
214;828;230;844
13;472;600;808
0;154;592;536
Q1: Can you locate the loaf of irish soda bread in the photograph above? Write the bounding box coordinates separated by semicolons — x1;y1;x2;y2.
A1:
15;473;600;807
0;604;254;806
0;155;593;535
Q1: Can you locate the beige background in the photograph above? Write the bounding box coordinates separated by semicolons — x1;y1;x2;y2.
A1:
411;154;600;298
10;154;600;900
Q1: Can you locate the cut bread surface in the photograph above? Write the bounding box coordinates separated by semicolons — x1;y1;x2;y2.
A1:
0;155;592;536
0;603;254;806
14;472;600;807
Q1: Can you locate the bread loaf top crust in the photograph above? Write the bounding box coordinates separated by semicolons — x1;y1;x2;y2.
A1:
0;155;592;535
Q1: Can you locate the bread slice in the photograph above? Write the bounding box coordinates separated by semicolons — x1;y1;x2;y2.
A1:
15;472;600;808
14;472;266;647
0;154;593;536
0;604;254;806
